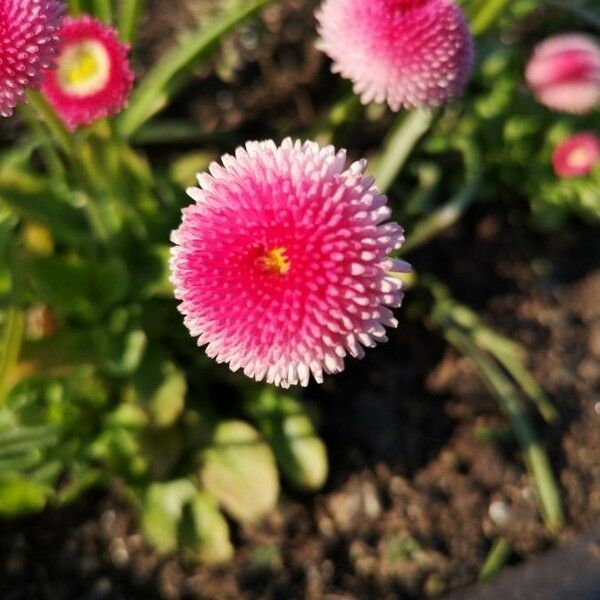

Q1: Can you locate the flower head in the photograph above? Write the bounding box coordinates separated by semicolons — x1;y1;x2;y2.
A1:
315;0;474;111
170;139;409;388
0;0;64;117
41;15;134;130
526;34;600;114
552;132;600;178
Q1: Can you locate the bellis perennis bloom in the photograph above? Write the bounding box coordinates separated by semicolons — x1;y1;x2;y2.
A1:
552;133;600;178
526;34;600;114
41;15;134;130
170;139;410;388
0;0;64;117
315;0;474;111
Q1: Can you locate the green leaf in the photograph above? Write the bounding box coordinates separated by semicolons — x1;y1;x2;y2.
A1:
29;256;130;319
150;367;187;428
141;480;196;553
101;329;147;377
131;352;187;428
200;420;279;523
0;171;87;242
180;492;234;564
0;473;52;516
93;257;130;310
248;390;328;492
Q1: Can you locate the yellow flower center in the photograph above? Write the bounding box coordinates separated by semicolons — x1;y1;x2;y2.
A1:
568;147;590;169
57;40;110;97
258;247;291;275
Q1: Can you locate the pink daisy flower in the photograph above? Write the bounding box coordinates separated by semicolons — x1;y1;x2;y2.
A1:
526;34;600;114
41;15;134;130
170;139;409;388
0;0;64;117
315;0;474;111
552;133;600;178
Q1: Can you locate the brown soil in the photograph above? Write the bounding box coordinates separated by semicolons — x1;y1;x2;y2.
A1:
2;2;600;599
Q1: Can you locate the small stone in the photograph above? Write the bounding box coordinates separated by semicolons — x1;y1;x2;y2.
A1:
489;499;511;526
109;538;129;568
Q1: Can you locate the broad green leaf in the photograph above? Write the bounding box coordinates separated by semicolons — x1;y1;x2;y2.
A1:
200;420;279;523
180;492;233;564
141;479;196;553
0;473;52;516
248;390;328;492
131;352;187;427
101;329;147;378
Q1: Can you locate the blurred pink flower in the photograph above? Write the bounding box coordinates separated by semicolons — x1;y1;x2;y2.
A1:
170;139;409;388
0;0;64;117
526;34;600;114
552;132;600;178
315;0;474;111
41;16;134;130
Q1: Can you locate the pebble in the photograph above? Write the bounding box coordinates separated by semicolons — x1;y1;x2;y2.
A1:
489;499;511;526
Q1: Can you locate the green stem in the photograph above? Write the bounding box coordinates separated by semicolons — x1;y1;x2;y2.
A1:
67;0;82;15
370;109;434;193
80;192;110;242
444;327;564;531
400;178;479;254
0;307;25;407
118;0;144;43
484;344;560;425
92;0;112;23
479;538;511;582
27;92;111;243
27;91;76;156
441;302;559;424
399;139;481;255
19;105;65;180
470;0;512;35
0;245;26;407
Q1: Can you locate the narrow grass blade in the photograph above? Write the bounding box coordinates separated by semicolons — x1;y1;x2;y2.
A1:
444;327;564;531
479;537;511;582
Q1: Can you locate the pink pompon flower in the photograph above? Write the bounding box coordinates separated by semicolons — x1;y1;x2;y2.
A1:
315;0;474;111
0;0;64;117
41;15;134;130
526;34;600;114
552;133;600;178
170;139;410;388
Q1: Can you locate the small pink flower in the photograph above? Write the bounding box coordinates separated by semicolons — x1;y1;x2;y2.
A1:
526;34;600;114
315;0;474;111
170;139;409;388
0;0;64;117
552;133;600;178
41;15;134;130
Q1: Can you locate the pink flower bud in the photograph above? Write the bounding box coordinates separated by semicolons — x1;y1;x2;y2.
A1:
552;132;600;178
526;34;600;114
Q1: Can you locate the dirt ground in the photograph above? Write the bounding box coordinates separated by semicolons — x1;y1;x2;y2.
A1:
1;1;600;599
